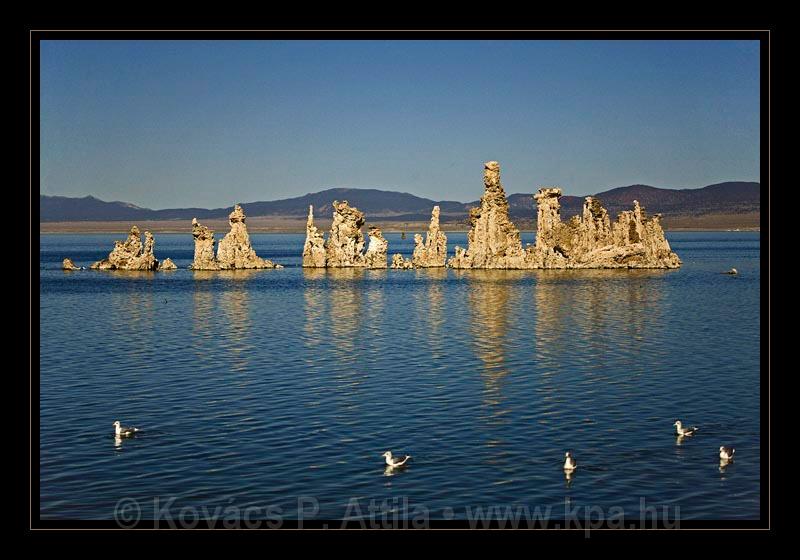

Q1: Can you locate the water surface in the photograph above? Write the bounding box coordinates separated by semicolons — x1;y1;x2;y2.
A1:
39;232;761;522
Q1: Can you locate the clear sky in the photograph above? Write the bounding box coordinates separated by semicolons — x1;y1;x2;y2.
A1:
40;40;760;209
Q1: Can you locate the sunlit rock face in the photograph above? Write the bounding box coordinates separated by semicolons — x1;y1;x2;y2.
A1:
364;226;388;269
216;205;282;269
302;205;327;268
447;161;528;269
158;258;177;270
90;226;159;270
390;253;414;269
189;218;220;270
324;200;367;267
412;206;447;268
448;161;681;269
62;258;80;271
529;191;681;269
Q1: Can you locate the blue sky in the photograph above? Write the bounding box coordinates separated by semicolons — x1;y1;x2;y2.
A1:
39;40;760;209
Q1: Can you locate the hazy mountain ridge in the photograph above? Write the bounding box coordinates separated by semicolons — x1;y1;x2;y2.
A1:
40;182;760;223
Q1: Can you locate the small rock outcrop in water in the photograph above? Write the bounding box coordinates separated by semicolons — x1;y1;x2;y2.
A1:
364;226;388;269
448;161;682;269
411;206;447;267
189;218;220;270
90;226;159;270
216;205;282;269
158;258;177;270
391;254;414;269
62;258;80;271
302;205;327;268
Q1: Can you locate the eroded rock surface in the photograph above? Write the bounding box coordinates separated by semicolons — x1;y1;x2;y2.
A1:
158;258;177;270
447;161;527;269
364;226;388;269
190;218;220;270
215;205;282;269
390;254;414;269
62;258;81;271
527;192;682;269
302;205;327;268
324;200;367;267
448;161;681;269
412;206;447;267
90;226;159;270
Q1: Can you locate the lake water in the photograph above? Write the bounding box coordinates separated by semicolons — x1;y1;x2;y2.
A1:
38;232;761;524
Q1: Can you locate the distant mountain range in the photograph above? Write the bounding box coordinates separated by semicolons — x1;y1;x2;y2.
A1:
40;182;760;223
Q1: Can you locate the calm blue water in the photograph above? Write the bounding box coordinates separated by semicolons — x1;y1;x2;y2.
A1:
39;232;760;523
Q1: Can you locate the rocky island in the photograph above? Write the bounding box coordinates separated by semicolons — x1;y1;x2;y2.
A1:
90;225;161;270
302;201;391;269
448;161;681;269
191;204;282;270
62;258;81;271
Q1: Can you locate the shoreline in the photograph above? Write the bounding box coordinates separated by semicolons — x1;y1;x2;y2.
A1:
39;214;761;235
39;228;761;234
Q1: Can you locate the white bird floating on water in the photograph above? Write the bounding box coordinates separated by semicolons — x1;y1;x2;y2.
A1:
723;268;738;275
563;451;577;471
113;420;140;437
673;420;698;437
382;451;411;468
719;446;736;460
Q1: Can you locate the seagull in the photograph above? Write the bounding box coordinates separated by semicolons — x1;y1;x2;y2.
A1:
563;451;577;471
719;446;736;460
673;420;698;437
113;420;140;437
382;451;411;468
723;268;738;275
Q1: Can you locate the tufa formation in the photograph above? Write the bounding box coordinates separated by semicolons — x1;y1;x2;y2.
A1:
90;226;160;270
62;258;81;271
448;161;681;269
411;206;448;268
302;201;393;269
191;205;282;270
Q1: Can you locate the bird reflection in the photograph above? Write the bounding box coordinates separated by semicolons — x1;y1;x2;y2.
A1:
564;469;575;488
383;465;409;477
675;434;686;446
719;458;734;474
114;434;124;449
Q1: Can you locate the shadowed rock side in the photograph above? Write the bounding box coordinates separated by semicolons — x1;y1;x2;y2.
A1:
62;258;80;270
190;218;220;270
448;161;681;269
216;205;282;269
412;206;448;267
90;225;160;270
